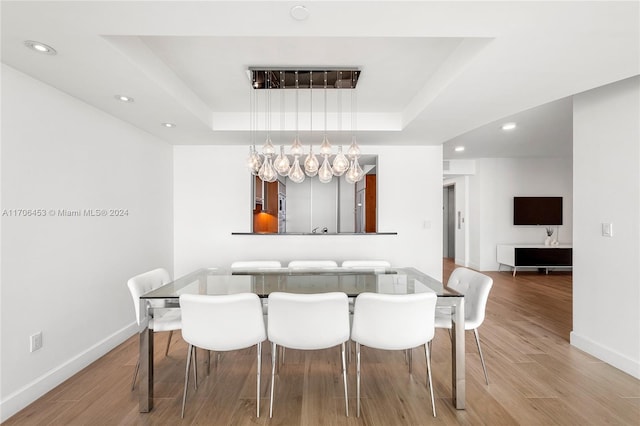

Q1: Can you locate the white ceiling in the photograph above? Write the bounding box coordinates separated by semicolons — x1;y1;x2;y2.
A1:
2;1;638;158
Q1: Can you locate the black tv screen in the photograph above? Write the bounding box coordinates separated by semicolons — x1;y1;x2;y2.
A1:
513;197;563;225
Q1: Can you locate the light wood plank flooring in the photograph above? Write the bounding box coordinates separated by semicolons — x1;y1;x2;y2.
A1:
5;260;640;425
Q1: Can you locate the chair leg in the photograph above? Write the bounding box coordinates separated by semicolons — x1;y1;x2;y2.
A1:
181;344;194;418
269;342;277;418
473;328;489;385
192;346;198;390
207;350;211;376
131;358;140;391
256;342;262;418
164;330;173;357
408;347;413;375
424;343;436;417
356;342;361;418
341;342;349;417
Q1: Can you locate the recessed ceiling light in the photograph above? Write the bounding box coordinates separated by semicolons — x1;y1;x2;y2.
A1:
24;40;57;55
501;122;517;131
161;123;176;128
290;5;309;21
454;146;465;152
115;95;134;103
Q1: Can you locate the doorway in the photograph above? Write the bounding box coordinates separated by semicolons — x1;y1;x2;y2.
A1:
443;185;455;259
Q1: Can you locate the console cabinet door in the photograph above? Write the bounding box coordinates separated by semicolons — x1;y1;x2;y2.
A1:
515;248;572;267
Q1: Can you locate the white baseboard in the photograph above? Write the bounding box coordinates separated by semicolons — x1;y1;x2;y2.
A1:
468;261;481;271
0;322;138;422
454;258;467;267
570;331;640;379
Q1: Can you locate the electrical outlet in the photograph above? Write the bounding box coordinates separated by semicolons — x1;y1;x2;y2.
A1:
30;332;43;352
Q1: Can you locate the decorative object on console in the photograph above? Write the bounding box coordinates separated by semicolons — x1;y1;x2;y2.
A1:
545;227;554;246
246;68;364;184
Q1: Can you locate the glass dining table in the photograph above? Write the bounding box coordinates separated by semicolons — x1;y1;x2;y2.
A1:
137;266;466;412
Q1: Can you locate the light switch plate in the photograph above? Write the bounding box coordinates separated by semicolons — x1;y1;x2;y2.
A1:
601;223;613;237
30;332;43;352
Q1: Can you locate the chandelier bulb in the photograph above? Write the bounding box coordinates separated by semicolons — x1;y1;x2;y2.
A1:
332;145;349;176
274;145;291;176
288;156;306;183
345;161;356;184
263;136;276;156
352;157;364;182
319;155;333;183
304;145;319;177
290;136;304;156
319;134;332;156
246;145;263;175
259;156;278;183
347;136;360;159
345;157;364;183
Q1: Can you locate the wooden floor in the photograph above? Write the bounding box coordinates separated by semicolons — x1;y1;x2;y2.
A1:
5;260;640;425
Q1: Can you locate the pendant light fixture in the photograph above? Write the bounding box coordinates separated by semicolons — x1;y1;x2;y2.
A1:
303;71;320;177
247;78;262;175
258;72;277;183
247;68;363;184
288;71;306;183
273;71;291;176
318;71;334;184
332;70;350;176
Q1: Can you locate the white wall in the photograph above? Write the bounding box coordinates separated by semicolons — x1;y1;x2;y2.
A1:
0;65;173;420
467;157;573;271
174;145;443;279
571;76;640;379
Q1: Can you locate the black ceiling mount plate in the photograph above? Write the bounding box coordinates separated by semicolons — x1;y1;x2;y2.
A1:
248;68;360;89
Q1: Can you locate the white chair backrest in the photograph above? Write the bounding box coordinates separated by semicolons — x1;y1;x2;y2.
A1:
127;268;172;326
179;293;266;351
447;268;493;329
267;292;350;350
341;260;391;268
288;260;338;268
351;292;437;350
231;261;282;269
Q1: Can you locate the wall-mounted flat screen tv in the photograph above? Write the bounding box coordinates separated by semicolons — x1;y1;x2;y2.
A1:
513;196;563;225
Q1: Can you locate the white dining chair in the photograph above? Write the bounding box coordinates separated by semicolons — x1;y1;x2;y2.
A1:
232;261;282;318
267;292;350;418
435;267;493;385
351;292;438;417
287;260;338;268
231;260;282;269
341;260;391;268
127;268;180;390
179;293;267;418
341;260;392;357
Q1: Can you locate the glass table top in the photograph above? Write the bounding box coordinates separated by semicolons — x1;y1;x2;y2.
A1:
141;267;460;299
